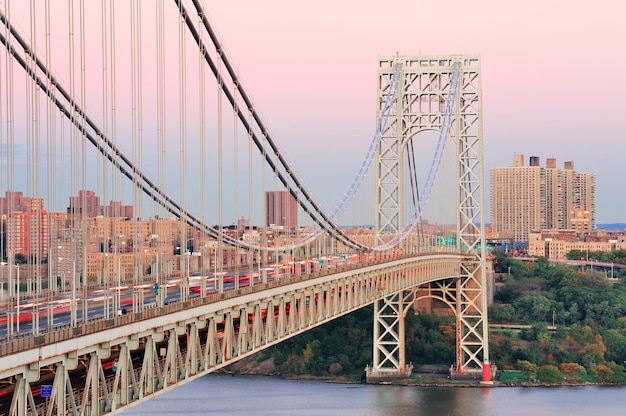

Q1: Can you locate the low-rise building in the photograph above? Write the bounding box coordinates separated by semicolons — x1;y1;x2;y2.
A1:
529;229;626;260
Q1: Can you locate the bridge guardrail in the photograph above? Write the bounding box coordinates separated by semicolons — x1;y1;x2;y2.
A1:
0;254;461;357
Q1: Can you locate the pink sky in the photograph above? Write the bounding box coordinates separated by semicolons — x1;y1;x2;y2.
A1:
2;0;625;225
207;0;626;224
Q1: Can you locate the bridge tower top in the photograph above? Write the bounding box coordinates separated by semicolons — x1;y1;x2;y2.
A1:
374;54;484;258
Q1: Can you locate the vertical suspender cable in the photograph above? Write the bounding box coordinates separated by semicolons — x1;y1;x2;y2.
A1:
0;2;5;269
30;0;43;328
155;0;165;294
45;0;54;298
107;1;123;285
261;126;267;264
178;0;187;286
248;105;254;276
79;0;88;316
158;0;166;218
110;0;119;290
130;0;139;287
68;0;75;221
129;0;136;285
4;1;16;305
135;0;144;285
100;0;109;291
217;46;223;271
233;81;239;274
156;0;161;215
198;8;207;279
25;1;35;296
67;0;78;326
110;0;119;261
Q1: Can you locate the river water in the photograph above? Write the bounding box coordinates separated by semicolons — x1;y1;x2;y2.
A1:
120;374;626;415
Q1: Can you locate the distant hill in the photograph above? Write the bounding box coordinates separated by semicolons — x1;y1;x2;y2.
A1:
598;223;626;230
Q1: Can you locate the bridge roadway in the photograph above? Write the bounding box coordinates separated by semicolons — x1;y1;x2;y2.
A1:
0;253;465;415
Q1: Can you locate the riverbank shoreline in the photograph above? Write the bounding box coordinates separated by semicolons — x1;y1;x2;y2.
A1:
220;356;625;388
218;368;626;389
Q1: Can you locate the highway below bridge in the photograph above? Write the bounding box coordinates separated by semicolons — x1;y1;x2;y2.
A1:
553;258;626;274
0;253;467;415
520;257;626;275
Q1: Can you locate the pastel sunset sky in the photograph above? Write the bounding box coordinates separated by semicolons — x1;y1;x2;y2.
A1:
1;1;625;226
207;0;626;224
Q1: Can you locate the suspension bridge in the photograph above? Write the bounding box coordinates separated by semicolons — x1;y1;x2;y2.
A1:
0;1;489;414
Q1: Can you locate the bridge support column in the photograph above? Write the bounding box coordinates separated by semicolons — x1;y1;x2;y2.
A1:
205;316;220;367
9;374;36;416
455;259;490;379
53;363;73;416
252;304;263;348
367;291;414;382
164;330;181;386
186;322;201;376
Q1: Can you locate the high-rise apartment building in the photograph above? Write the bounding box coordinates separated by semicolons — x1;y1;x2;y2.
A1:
491;154;595;242
102;200;134;218
0;191;31;215
265;191;298;228
68;190;101;218
5;198;49;260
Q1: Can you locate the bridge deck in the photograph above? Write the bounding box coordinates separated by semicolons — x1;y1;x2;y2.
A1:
0;254;465;415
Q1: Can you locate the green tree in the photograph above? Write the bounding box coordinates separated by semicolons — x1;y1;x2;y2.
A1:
328;362;343;376
519;323;549;342
594;363;614;382
603;329;626;363
516;360;537;379
536;364;562;383
559;362;582;382
513;295;553;323
488;303;515;323
516;360;535;373
580;334;607;372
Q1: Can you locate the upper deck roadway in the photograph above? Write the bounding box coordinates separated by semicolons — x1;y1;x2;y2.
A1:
0;253;465;415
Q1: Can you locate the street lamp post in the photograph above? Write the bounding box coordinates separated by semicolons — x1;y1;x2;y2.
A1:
3;264;14;336
154;252;160;306
103;253;111;319
2;263;20;336
0;265;4;303
71;260;77;327
117;257;122;314
214;246;217;276
181;252;190;302
146;251;162;307
15;265;20;334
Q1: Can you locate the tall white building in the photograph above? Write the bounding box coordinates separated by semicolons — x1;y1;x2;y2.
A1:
491;154;595;242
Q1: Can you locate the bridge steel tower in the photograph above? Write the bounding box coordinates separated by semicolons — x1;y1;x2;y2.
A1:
371;55;490;381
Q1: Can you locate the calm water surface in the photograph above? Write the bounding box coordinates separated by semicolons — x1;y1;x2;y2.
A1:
121;374;626;415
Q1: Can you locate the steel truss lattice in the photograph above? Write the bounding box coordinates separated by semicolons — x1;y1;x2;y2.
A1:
372;55;489;378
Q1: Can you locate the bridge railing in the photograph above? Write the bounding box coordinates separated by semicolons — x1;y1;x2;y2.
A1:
0;255;414;357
